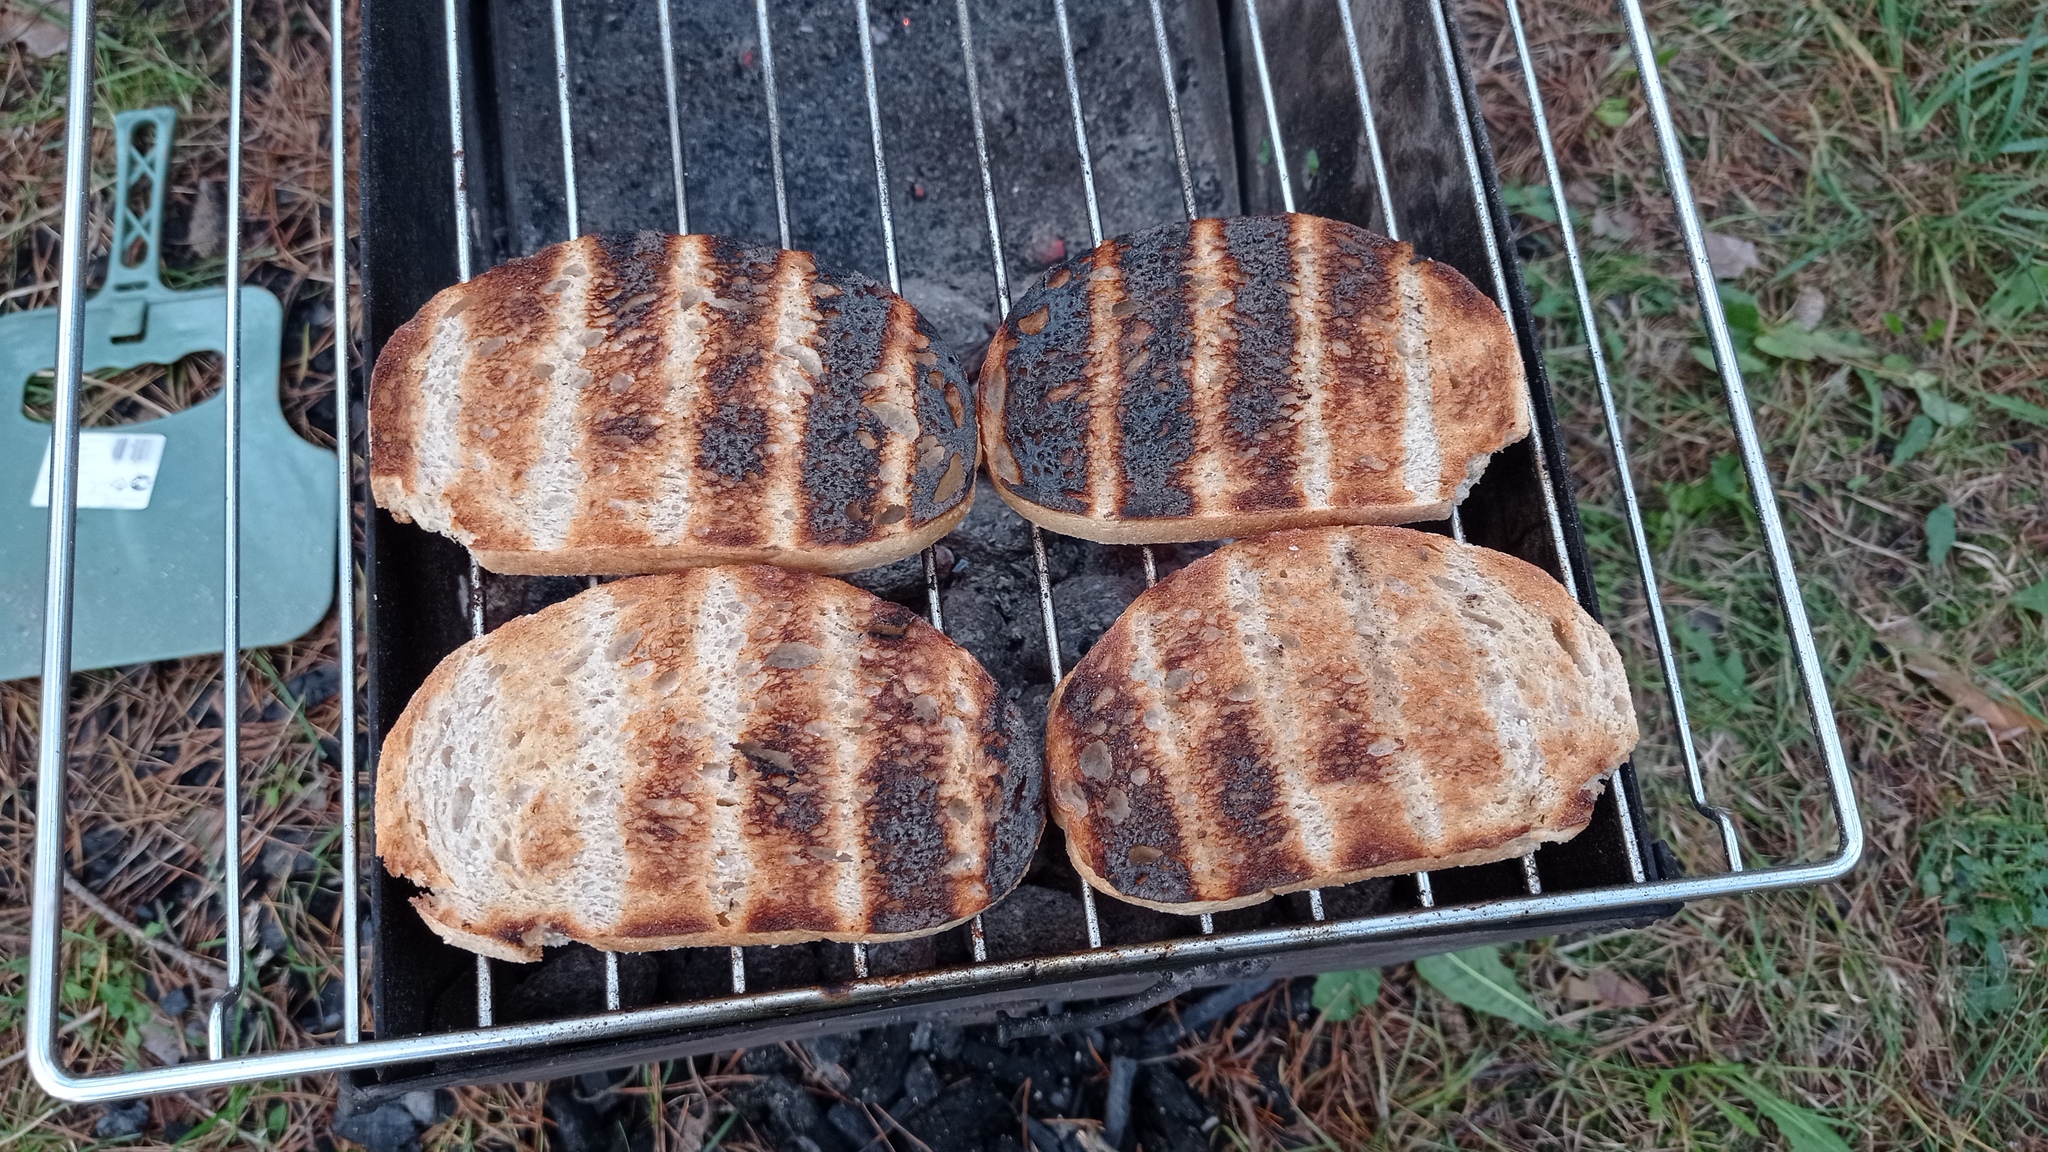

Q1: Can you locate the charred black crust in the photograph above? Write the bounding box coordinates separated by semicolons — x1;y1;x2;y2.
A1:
801;273;892;544
1057;672;1198;905
906;309;978;525
592;231;671;332
996;251;1097;512
1112;222;1197;519
860;740;953;935
984;701;1045;900
693;238;778;527
1220;216;1301;510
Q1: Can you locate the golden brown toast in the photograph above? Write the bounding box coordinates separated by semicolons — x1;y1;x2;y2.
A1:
376;566;1039;960
979;214;1526;543
371;232;976;575
1045;525;1635;914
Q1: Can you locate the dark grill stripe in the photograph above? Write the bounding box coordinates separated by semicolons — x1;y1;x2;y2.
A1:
998;253;1097;512
689;238;783;547
856;598;958;935
1219;215;1305;512
1112;221;1197;519
566;232;681;550
1310;223;1415;508
1061;628;1198;905
799;270;891;547
615;578;720;938
730;593;845;935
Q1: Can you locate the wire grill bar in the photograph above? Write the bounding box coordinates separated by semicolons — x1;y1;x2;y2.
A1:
206;0;250;1063
23;0;1863;1101
330;0;362;1047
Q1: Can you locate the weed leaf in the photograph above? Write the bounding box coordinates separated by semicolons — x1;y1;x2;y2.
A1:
1982;392;2048;427
1752;325;1869;363
1719;284;1763;333
1311;968;1381;1022
1414;946;1551;1031
2013;581;2048;617
1725;1078;1852;1152
1914;387;1973;428
1891;414;1935;465
1926;503;1956;567
1986;262;2048;325
1709;1095;1762;1137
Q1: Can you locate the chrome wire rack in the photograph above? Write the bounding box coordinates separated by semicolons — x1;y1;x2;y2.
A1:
26;0;1862;1101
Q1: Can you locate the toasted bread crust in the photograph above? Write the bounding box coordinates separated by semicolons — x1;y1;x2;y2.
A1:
370;232;977;574
1045;526;1636;914
376;567;1040;959
979;214;1527;544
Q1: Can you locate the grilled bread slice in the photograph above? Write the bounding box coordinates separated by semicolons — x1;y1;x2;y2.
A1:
376;566;1039;960
1046;525;1635;914
371;232;977;576
979;214;1528;544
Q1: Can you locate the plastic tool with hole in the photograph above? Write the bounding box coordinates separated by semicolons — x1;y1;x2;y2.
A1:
1;108;333;680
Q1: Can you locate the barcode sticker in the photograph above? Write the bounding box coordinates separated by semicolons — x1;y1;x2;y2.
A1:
30;432;168;511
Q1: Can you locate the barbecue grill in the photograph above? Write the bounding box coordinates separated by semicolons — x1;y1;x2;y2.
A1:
24;0;1863;1103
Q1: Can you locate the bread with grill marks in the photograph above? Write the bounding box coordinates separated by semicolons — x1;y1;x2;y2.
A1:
370;232;977;575
376;566;1040;960
978;214;1527;544
1044;525;1635;914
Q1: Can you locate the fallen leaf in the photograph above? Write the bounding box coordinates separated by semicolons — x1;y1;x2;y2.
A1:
1704;231;1763;279
1594;969;1653;1007
1565;179;1601;206
1;0;66;57
1591;206;1638;241
1563;976;1602;1002
1793;286;1827;330
137;1017;184;1066
1881;620;2046;741
1563;971;1653;1006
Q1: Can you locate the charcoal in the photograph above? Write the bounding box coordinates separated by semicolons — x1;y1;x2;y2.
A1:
940;561;1052;687
92;1100;150;1140
284;661;341;707
942;492;1036;565
740;1044;802;1077
825;1101;875;1148
896;1079;1015;1152
978;884;1089;960
331;1097;422;1152
1133;1064;1211;1152
157;985;192;1018
840;552;927;605
494;945;660;1023
1102;1055;1137;1148
844;1025;913;1104
909;1019;965;1060
76;825;124;890
898;1055;944;1112
1091;897;1188;949
1047;573;1143;671
543;1080;626;1152
730;1075;852;1152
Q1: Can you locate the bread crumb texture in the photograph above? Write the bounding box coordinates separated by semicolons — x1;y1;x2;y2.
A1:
1045;525;1636;914
369;232;978;575
376;566;1039;960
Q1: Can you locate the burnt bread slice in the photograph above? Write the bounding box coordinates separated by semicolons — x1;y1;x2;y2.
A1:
978;213;1528;544
376;566;1040;960
1045;525;1636;914
371;232;976;575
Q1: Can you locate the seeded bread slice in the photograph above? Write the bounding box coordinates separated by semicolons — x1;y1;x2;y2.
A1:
979;214;1527;544
371;231;976;576
1045;525;1636;914
376;566;1040;960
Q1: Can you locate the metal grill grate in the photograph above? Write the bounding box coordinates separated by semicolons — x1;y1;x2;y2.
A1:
24;0;1861;1101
